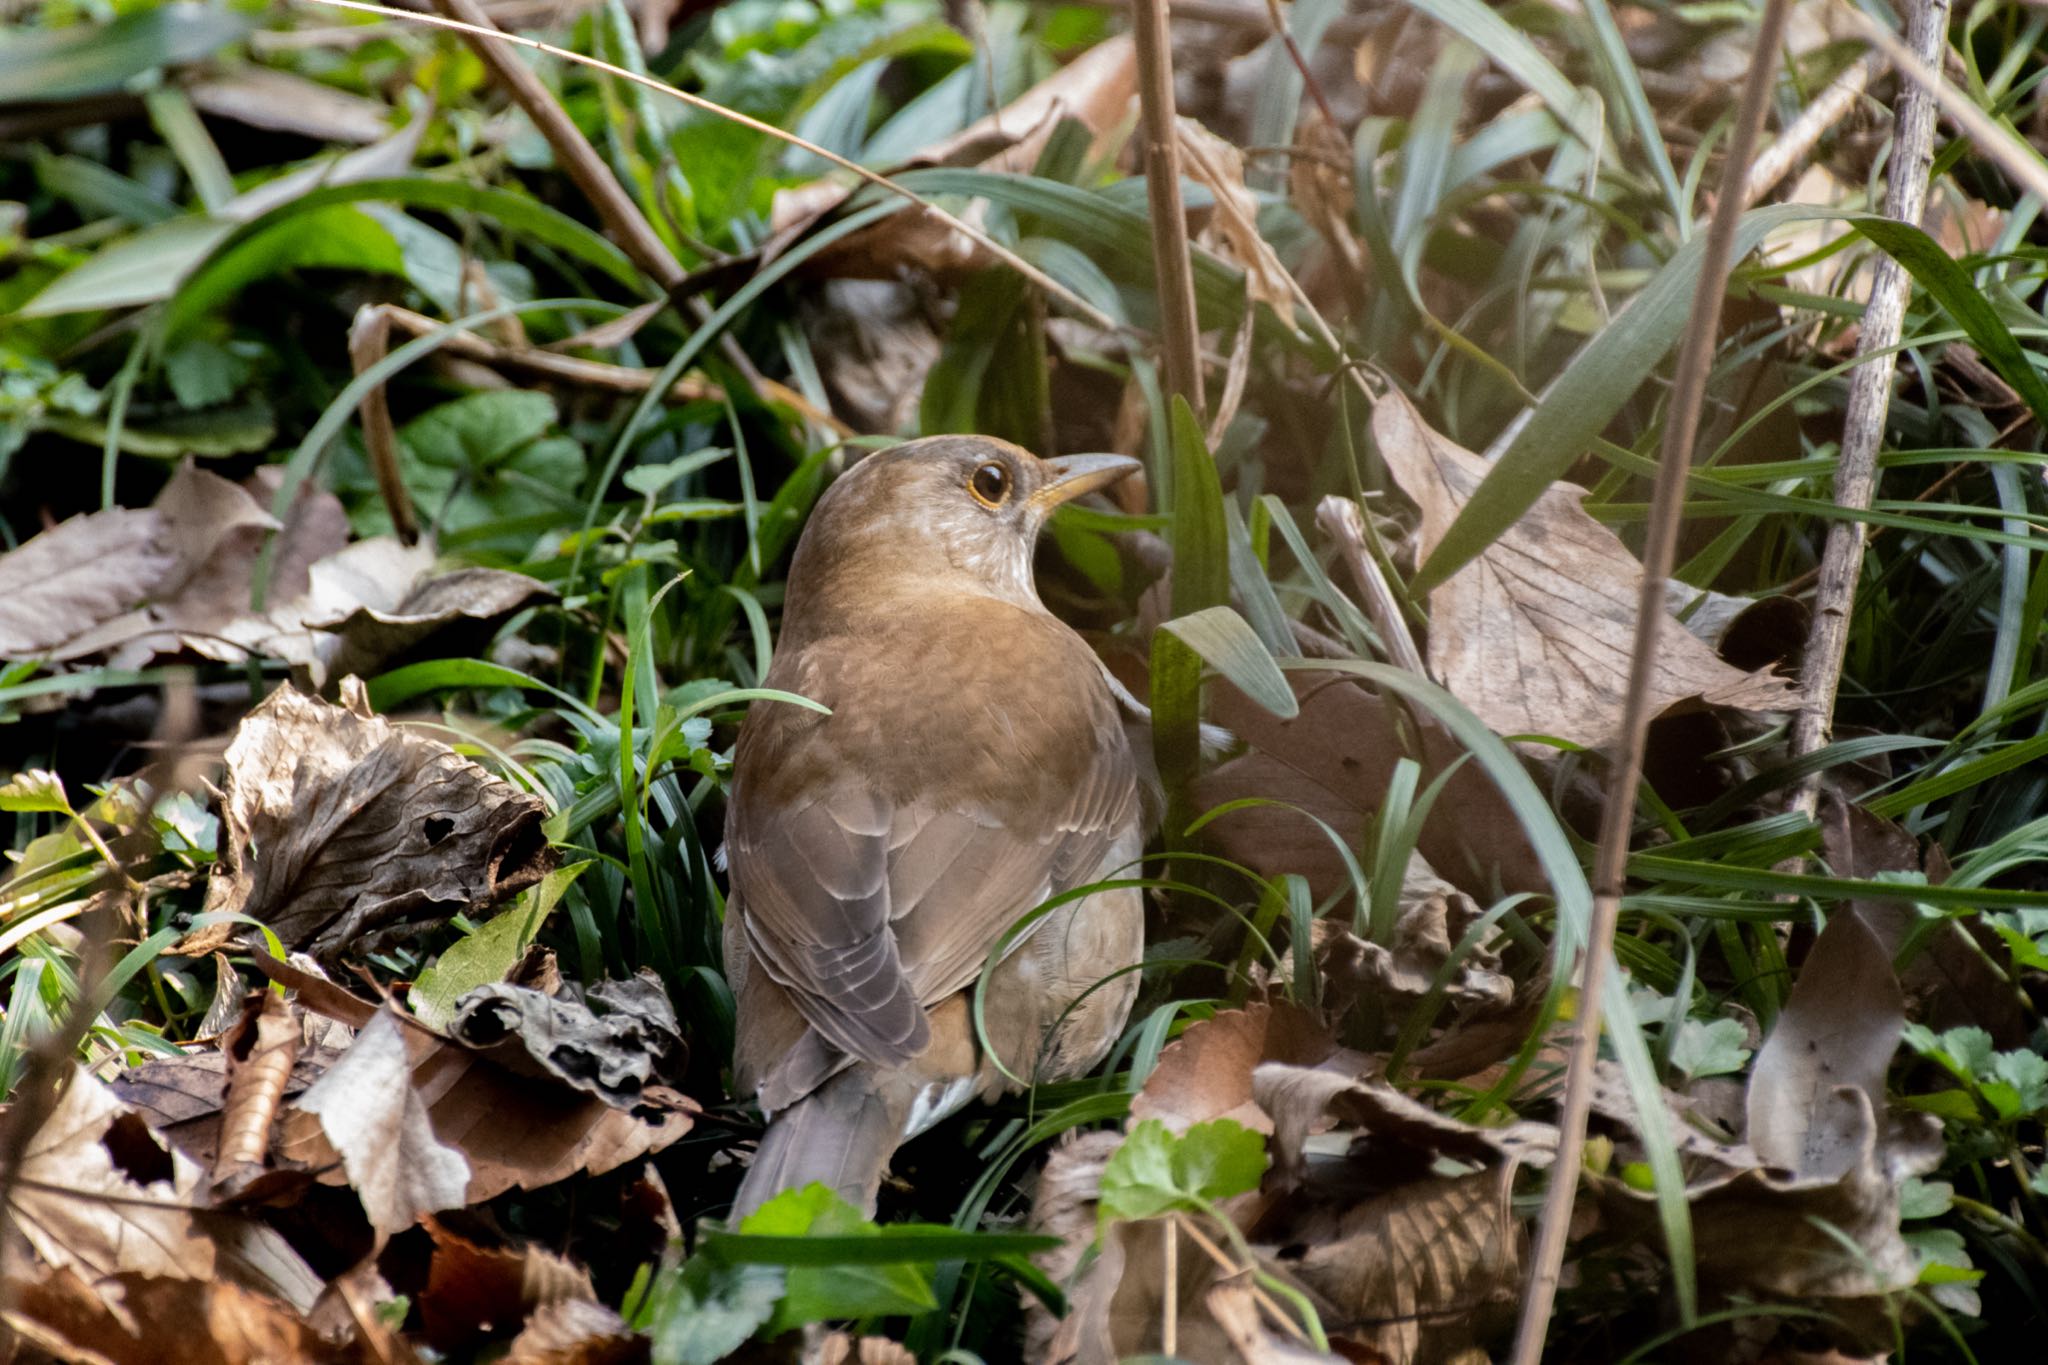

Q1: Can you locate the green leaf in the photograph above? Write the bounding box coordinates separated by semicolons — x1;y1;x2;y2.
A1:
1168;396;1229;618
1158;607;1297;720
0;769;70;816
1667;1016;1750;1081
394;391;587;535
735;1186;937;1332
0;4;252;101
1098;1118;1267;1224
410;862;592;1031
644;1256;786;1365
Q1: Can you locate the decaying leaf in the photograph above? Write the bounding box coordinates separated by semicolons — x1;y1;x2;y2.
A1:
1194;671;1547;904
1591;911;1941;1301
212;987;301;1190
6;1067;322;1313
1311;859;1512;1016
0;1263;371;1365
314;565;555;684
0;472;193;659
420;1216;596;1352
256;955;697;1206
448;971;687;1114
203;680;554;957
1037;1010;1549;1365
1373;389;1799;750
1179;117;1295;327
502;1299;648;1365
294;1006;473;1237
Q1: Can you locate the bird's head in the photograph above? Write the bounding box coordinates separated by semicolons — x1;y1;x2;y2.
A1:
784;436;1140;616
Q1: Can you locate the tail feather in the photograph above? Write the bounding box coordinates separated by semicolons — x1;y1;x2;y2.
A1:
732;1069;907;1220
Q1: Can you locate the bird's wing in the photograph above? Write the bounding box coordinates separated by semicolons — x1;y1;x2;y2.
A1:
729;718;1139;1073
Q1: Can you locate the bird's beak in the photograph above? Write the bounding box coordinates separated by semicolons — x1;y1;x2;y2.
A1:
1033;453;1142;510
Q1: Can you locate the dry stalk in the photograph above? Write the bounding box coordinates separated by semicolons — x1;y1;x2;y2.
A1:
347;304;419;545
1131;0;1205;409
299;0;1127;336
1742;50;1884;207
1316;494;1425;675
1507;0;1795;1359
429;0;682;287
1788;0;1952;818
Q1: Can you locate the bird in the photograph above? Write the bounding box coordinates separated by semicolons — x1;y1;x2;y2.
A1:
722;434;1145;1218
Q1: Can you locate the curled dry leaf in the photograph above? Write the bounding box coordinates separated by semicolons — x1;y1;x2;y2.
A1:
314;564;556;684
203;681;554;957
1178;117;1295;327
293;1006;474;1238
251;954;697;1207
813;1332;919;1365
1372;389;1799;751
1591;911;1940;1300
212;988;302;1191
448;971;687;1114
502;1298;648;1365
0;1263;374;1365
1129;1000;1349;1136
6;1067;322;1314
1204;1272;1344;1364
1194;671;1547;904
420;1215;596;1353
1311;858;1512;1018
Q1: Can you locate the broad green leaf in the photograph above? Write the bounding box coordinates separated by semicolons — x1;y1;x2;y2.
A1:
0;4;251;101
1098;1117;1267;1224
1159;607;1297;719
1668;1016;1750;1081
736;1185;937;1332
409;862;592;1031
390;391;588;536
644;1257;785;1365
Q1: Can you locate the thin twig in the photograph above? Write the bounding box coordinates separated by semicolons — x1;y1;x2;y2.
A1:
1743;50;1884;208
1172;1212;1311;1344
1833;0;2048;203
1508;1;1794;1360
428;0;684;288
298;0;1128;336
1787;0;1951;819
347;304;419;544
1161;1216;1179;1357
1316;495;1425;675
1130;0;1205;408
1262;0;1342;132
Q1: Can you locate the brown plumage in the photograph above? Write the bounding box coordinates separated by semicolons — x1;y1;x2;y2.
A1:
724;435;1144;1217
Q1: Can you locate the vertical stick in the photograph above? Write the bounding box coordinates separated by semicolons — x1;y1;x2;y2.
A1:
1508;1;1794;1359
1130;0;1206;410
1788;0;1952;815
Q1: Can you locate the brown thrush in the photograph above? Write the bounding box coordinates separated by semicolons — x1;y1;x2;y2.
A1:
724;435;1143;1216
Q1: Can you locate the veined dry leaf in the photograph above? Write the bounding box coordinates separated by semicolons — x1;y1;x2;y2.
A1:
1372;390;1798;750
448;972;686;1114
203;681;553;957
7;1067;322;1313
502;1299;647;1365
212;988;301;1190
1204;1273;1344;1364
293;1006;473;1238
0;509;171;659
1127;1000;1349;1137
0;1263;361;1365
1312;859;1512;1018
251;955;697;1207
315;565;555;685
1194;671;1547;904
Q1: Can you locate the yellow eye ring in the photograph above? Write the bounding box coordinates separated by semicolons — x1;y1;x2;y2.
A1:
969;461;1011;508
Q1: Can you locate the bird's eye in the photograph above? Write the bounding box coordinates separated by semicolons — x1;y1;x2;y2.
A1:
969;461;1011;508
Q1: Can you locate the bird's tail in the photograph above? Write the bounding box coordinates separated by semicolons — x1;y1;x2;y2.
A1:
731;1068;909;1220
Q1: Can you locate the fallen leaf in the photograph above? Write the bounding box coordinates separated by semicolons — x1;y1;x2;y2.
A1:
1194;671;1547;903
0;508;172;659
293;1005;473;1237
420;1215;596;1352
314;565;556;683
7;1067;322;1313
503;1299;648;1365
203;680;554;957
0;1263;367;1365
1178;117;1295;327
1128;1001;1344;1136
1373;389;1798;750
187;66;391;144
447;971;686;1114
1314;859;1512;1017
212;987;301;1190
1204;1272;1345;1363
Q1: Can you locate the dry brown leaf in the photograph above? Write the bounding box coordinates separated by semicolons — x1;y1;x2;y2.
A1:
294;1006;473;1237
1313;859;1511;1018
1204;1272;1345;1364
1372;389;1798;750
503;1299;648;1365
188;66;392;144
251;955;697;1206
420;1216;596;1352
1281;1168;1520;1365
315;565;556;683
7;1067;323;1314
1178;117;1295;327
203;680;554;957
0;508;171;659
447;972;686;1113
212;988;301;1189
0;1263;362;1365
813;1332;918;1365
1195;672;1547;903
1128;1001;1346;1136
